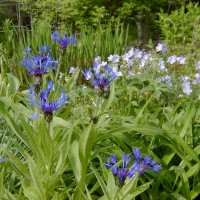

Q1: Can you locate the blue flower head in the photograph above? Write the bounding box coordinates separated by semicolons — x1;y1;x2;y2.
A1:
82;61;117;96
52;31;76;51
22;46;58;77
105;153;135;186
29;81;70;122
105;148;162;186
132;148;162;174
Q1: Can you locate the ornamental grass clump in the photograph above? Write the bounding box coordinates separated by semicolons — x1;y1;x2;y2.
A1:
105;148;162;186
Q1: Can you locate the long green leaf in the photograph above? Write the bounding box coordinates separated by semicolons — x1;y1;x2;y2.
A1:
27;155;46;200
91;165;110;200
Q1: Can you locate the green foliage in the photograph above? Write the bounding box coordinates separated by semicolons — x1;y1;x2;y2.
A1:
0;20;130;84
0;7;200;199
158;3;200;45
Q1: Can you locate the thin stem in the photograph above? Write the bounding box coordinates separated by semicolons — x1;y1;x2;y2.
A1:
55;50;65;81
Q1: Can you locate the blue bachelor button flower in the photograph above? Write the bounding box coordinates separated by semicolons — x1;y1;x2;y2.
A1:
105;148;162;186
82;68;93;80
82;61;117;96
105;153;136;186
132;148;162;174
21;46;58;77
132;148;142;160
104;154;118;174
52;31;76;51
28;81;70;122
92;74;110;89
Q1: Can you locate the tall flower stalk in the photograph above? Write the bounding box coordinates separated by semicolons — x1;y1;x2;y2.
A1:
52;31;76;81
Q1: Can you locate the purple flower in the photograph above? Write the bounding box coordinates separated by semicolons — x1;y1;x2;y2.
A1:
196;61;200;70
92;74;111;89
105;153;134;183
82;68;93;80
122;47;134;61
82;61;117;94
105;154;118;174
132;148;162;174
134;49;143;61
177;55;186;64
157;75;172;86
52;31;76;50
108;54;120;63
156;43;168;54
158;58;167;71
105;148;161;185
167;55;177;64
182;76;192;95
167;55;186;65
192;73;200;85
133;148;142;160
29;81;70;122
21;46;58;77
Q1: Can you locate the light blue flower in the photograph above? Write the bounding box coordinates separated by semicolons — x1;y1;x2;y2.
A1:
182;76;192;95
192;73;200;85
167;55;177;64
156;43;168;54
177;55;186;64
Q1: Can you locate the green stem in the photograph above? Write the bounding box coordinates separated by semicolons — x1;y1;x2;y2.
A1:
55;51;65;81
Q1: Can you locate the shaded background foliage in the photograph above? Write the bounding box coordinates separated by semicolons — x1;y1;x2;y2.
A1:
0;0;200;83
0;0;198;44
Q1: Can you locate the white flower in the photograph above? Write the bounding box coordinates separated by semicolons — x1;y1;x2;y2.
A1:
69;66;78;74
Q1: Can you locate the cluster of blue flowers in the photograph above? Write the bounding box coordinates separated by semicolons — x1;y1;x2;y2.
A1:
21;31;75;122
82;61;117;95
105;148;162;185
157;75;172;86
21;45;58;84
